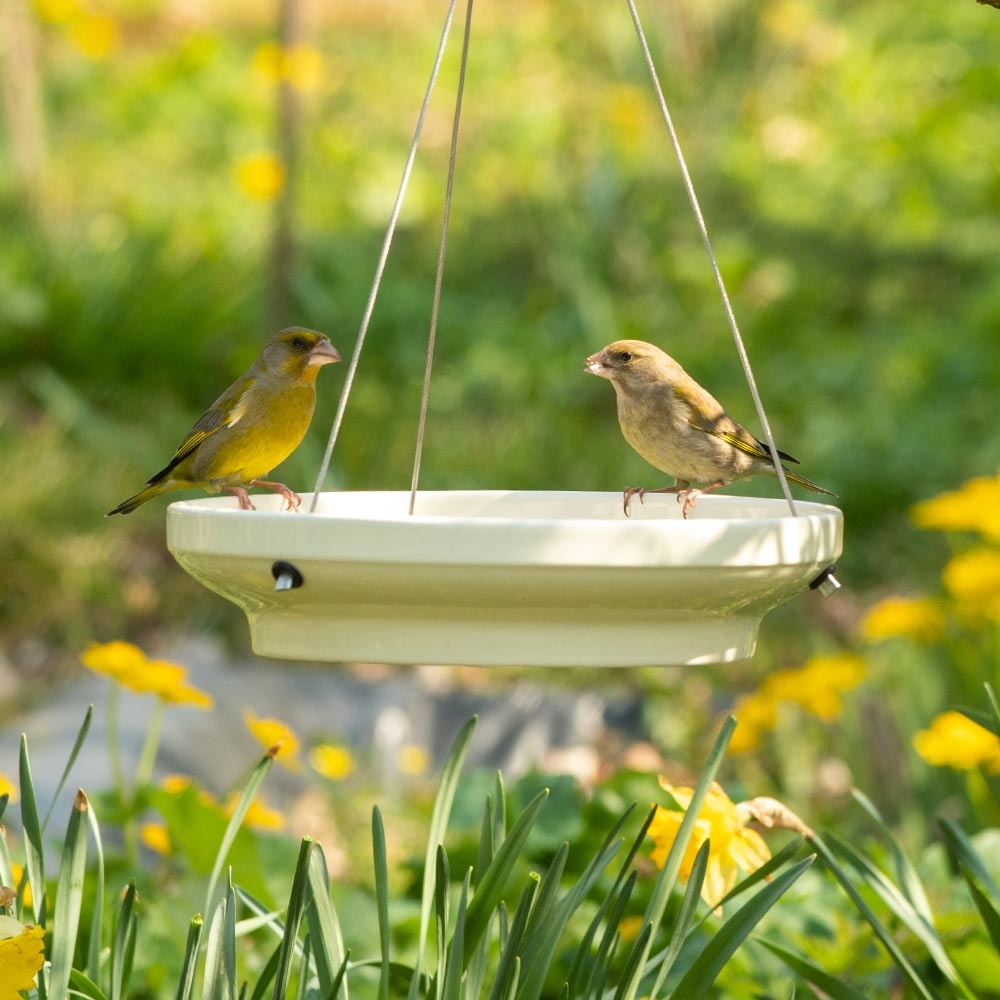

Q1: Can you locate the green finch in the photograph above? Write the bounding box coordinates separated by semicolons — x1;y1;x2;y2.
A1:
585;338;834;518
107;327;340;515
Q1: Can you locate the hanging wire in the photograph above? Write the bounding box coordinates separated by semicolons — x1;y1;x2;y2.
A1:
409;0;475;515
309;0;461;512
626;0;798;517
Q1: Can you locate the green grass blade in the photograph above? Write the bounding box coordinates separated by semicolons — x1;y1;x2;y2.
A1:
828;832;973;997
851;788;933;922
985;682;1000;732
414;715;477;978
41;705;93;834
69;967;110;1000
85;804;106;985
306;842;348;1000
956;863;1000;953
111;881;138;1000
223;879;238;1000
50;789;90;1000
175;915;204;1000
203;749;276;917
938;817;1000;898
248;944;282;1000
434;846;452;992
203;886;227;1000
19;734;47;925
487;879;536;1000
571;868;636;999
670;856;813;998
319;950;351;1000
463;787;549;961
296;933;312;1000
759;939;871;1000
612;924;650;1000
442;870;471;1000
272;838;314;1000
620;715;736;1000
812;834;943;1000
372;806;390;1000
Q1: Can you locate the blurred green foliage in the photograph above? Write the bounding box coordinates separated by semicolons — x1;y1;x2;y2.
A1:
1;0;1000;660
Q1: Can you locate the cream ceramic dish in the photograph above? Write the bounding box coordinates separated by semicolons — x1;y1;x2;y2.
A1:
166;490;843;667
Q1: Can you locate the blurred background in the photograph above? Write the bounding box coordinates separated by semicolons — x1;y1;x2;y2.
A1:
1;0;999;832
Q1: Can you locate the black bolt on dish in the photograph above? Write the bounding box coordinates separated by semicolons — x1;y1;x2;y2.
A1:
272;561;304;592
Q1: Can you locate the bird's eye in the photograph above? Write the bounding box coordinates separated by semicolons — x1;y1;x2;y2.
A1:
291;336;307;350
619;351;632;362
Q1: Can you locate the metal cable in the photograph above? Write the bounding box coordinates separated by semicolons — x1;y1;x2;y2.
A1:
309;0;461;511
626;0;798;516
409;0;475;515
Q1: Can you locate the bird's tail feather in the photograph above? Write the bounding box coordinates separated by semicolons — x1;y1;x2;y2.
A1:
780;467;837;498
106;484;165;516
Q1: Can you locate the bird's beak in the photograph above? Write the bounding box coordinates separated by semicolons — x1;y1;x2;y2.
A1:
309;338;342;367
584;351;612;378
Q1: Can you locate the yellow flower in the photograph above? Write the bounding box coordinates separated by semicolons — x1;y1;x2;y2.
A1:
911;475;1000;542
942;548;1000;622
244;711;302;770
913;711;1000;772
727;692;778;754
398;744;430;777
0;772;16;802
648;780;771;908
139;822;172;855
794;653;866;722
224;793;285;831
70;13;121;60
309;743;355;781
860;595;946;643
253;42;324;92
34;0;78;24
0;919;46;999
80;641;213;708
235;152;286;201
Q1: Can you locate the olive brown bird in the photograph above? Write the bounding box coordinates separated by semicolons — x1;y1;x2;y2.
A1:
585;338;834;518
108;327;341;515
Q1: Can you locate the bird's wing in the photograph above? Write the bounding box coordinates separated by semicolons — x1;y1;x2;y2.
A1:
673;384;799;465
147;374;255;483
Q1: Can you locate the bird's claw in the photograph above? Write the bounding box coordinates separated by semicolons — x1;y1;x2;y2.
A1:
677;489;702;520
623;487;646;517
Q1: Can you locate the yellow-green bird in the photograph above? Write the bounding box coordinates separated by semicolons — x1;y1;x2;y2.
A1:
107;327;341;516
585;338;834;518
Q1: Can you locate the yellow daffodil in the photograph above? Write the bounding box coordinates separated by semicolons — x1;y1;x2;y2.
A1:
727;692;778;754
860;595;946;643
309;743;355;781
913;711;1000;772
648;780;771;908
139;822;172;856
244;711;302;770
942;548;1000;622
33;0;77;24
81;641;213;709
0;917;46;999
235;152;286;201
911;475;1000;542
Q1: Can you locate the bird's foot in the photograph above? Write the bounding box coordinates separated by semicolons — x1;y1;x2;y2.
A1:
250;479;302;512
223;486;256;511
623;484;683;517
676;480;725;519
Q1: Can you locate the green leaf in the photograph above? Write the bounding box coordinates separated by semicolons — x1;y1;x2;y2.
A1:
41;706;93;834
487;879;537;1000
320;950;351;1000
175;915;204;1000
462;787;549;962
203;749;276;917
50;790;89;1000
306;843;349;999
19;734;47;925
85;805;106;985
956;862;1000;954
272;838;314;1000
414;716;477;979
828;832;973;997
812;833;943;1000
441;870;471;1000
111;881;138;1000
69;967;110;1000
759;938;872;1000
938;817;1000;899
670;856;813;997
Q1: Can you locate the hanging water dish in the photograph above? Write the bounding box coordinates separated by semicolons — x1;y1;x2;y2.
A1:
166;1;844;668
